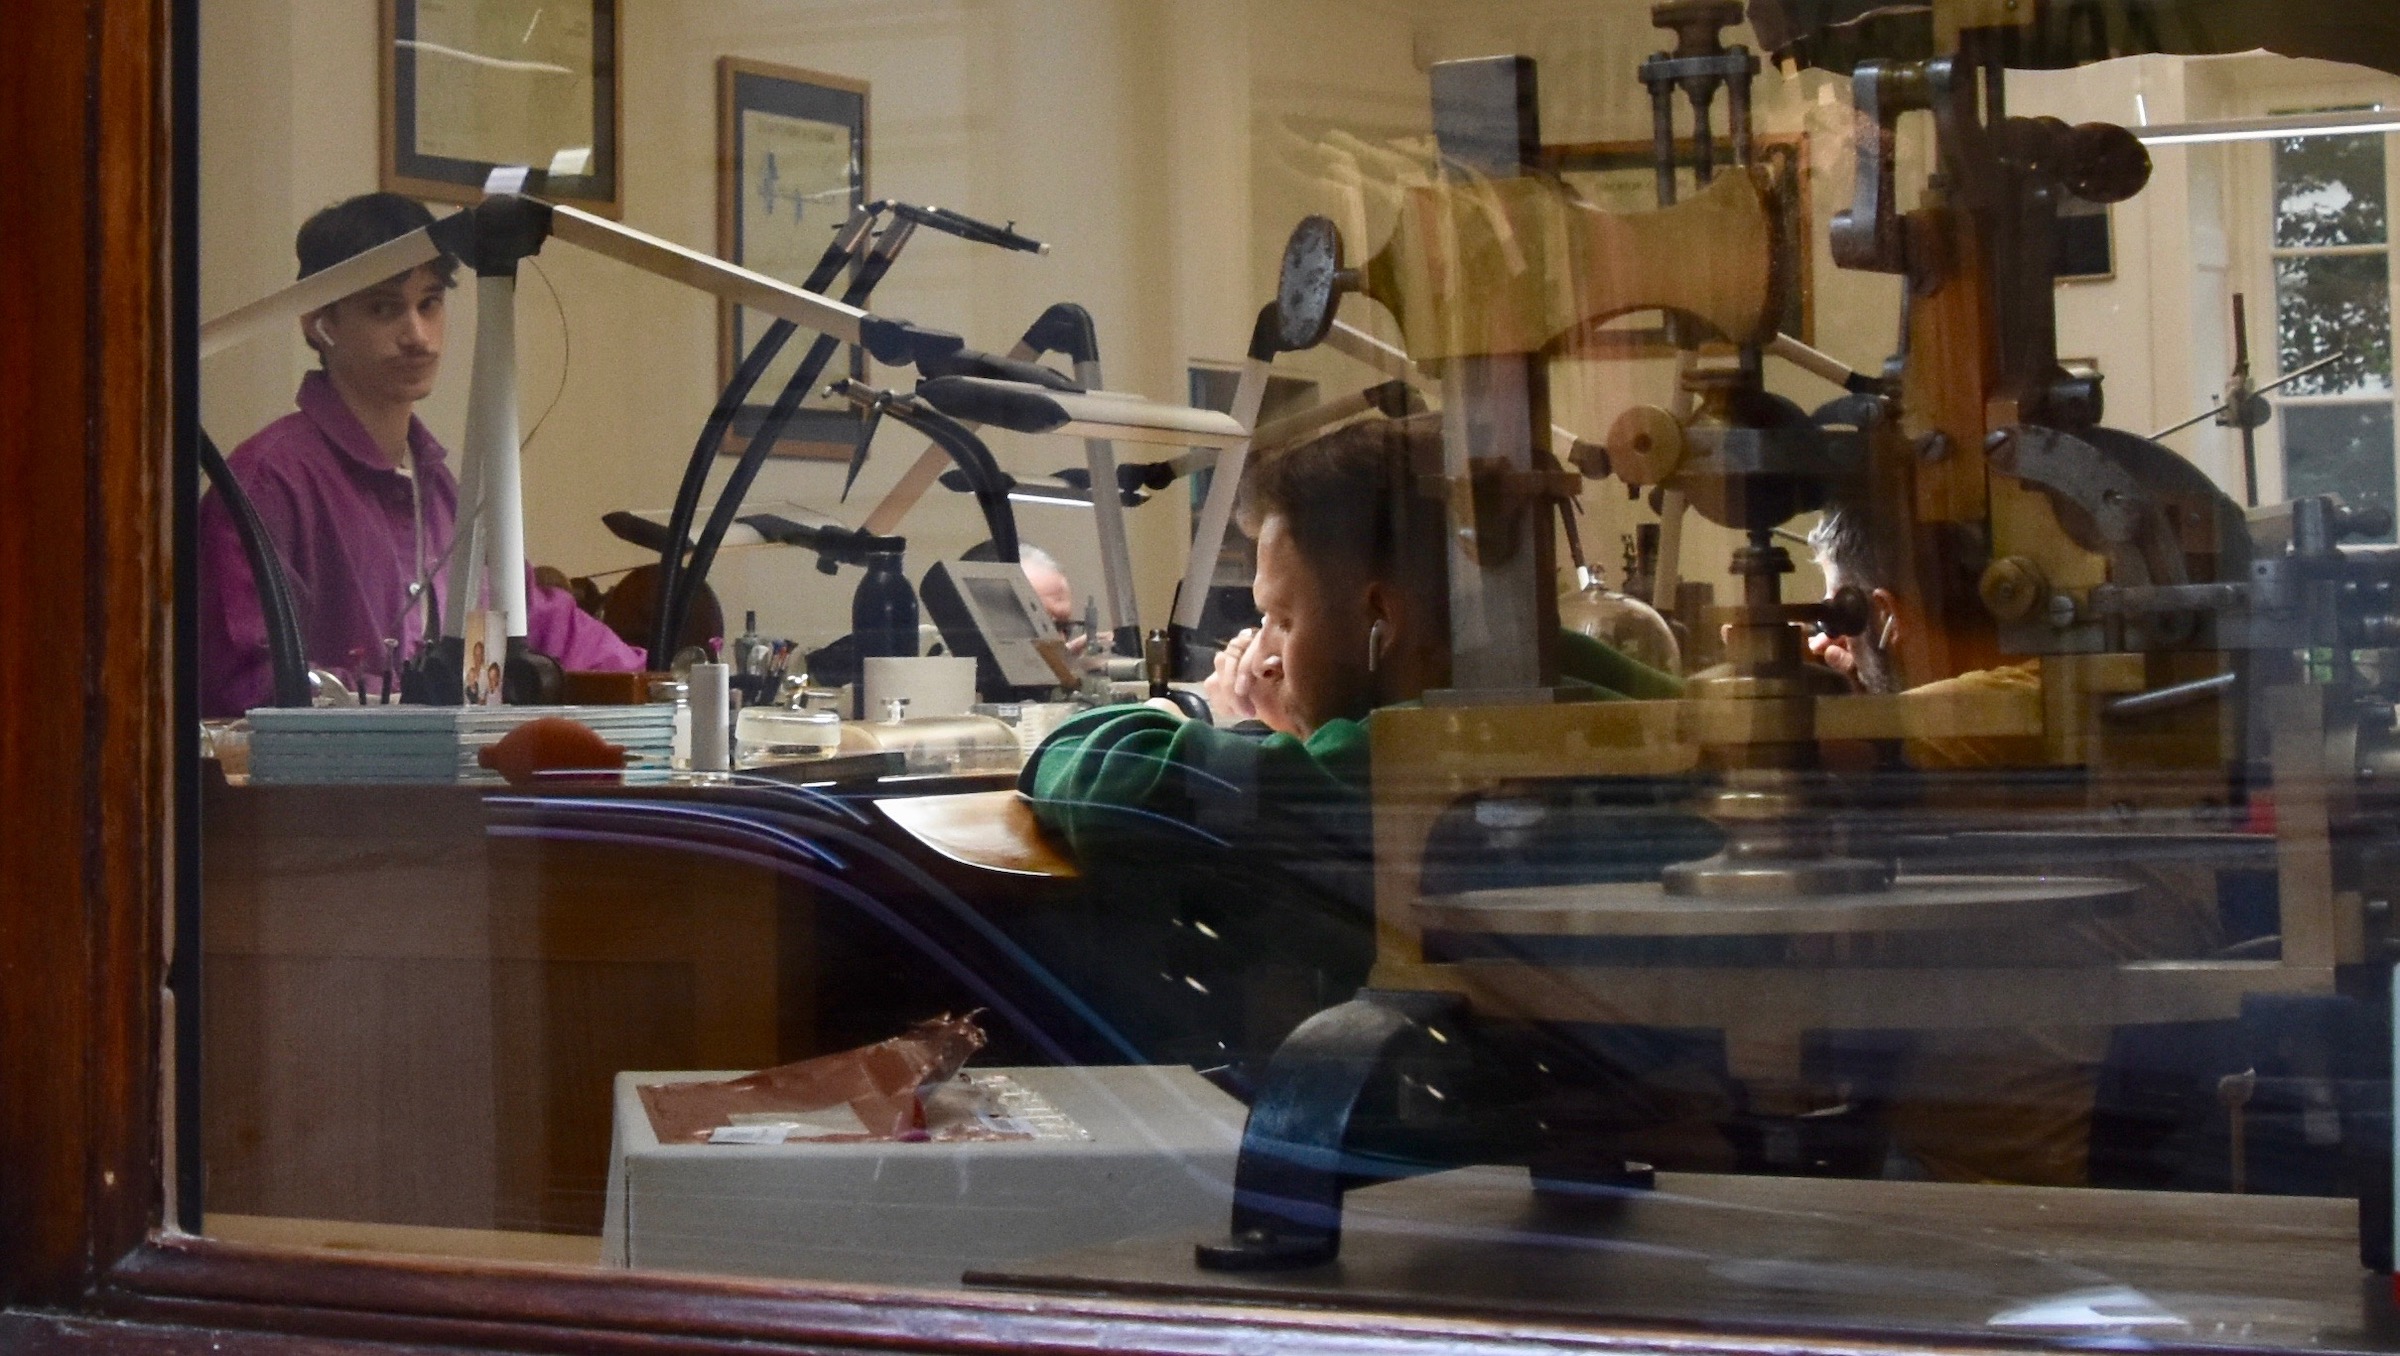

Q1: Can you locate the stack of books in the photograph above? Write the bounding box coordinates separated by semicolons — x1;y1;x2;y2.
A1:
248;705;678;785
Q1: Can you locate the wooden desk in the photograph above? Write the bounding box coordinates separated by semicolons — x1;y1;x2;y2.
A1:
203;1213;603;1267
201;777;799;1236
974;1168;2396;1350
876;790;1077;879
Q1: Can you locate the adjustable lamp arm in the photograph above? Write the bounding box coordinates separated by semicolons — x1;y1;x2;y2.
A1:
667;211;925;668
649;204;878;667
875;200;1050;255
200;192;1046;700
199;227;443;359
855;302;1109;541
833;381;1023;564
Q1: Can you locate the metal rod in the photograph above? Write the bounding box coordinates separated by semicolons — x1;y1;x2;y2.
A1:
1690;87;1717;186
1324;319;1593;473
860;339;1040;537
444;274;527;640
1766;332;1862;391
1650;84;1680;207
1326;319;1416;380
2103;669;2238;719
2148;348;2346;440
1171;355;1274;632
2233;293;2258;508
1729;67;1753;167
1250;386;1385;450
547;203;868;343
2240;420;2260;509
1074;356;1141;636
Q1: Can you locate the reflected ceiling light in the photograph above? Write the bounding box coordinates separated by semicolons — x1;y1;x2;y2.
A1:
2136;107;2400;146
1006;484;1104;510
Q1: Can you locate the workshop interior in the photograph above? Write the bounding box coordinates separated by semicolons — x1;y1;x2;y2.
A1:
188;0;2400;1342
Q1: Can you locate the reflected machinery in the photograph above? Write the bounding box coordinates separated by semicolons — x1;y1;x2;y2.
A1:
1196;0;2400;1278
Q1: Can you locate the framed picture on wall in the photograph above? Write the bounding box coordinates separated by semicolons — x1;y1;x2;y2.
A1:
381;0;622;216
2054;193;2115;281
718;58;870;461
1541;135;1813;353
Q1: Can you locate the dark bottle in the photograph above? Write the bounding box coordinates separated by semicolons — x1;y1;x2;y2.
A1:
850;550;918;715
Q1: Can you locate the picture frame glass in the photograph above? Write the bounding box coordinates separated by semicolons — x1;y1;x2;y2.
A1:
387;0;618;211
723;63;868;458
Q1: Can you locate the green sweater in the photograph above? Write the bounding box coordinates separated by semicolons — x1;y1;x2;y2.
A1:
1019;631;1680;862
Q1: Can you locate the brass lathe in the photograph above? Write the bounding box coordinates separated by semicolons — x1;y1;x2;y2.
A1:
1196;0;2400;1273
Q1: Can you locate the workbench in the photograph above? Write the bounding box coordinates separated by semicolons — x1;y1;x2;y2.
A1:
197;770;1034;1237
974;1166;2398;1350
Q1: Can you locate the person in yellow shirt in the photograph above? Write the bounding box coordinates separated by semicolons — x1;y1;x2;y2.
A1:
1804;496;2218;1186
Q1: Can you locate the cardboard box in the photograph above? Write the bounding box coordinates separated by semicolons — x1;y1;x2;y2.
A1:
603;1064;1245;1285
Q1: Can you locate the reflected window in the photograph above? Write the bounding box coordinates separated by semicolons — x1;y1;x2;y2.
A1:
2275;122;2398;535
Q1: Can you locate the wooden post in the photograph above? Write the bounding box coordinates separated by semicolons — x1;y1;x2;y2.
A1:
1428;57;1561;695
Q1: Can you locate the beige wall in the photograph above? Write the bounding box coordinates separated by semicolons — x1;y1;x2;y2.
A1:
202;0;1242;649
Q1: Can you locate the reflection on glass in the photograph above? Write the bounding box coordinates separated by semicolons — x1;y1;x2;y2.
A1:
1559;565;1681;674
2284;402;2398;538
2274;131;2387;250
2276;252;2393;394
184;9;2400;1349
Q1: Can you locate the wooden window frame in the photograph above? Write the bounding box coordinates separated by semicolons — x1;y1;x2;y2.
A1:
2;4;2376;1354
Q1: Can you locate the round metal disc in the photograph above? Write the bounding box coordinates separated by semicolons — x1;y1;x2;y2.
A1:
1416;874;2135;939
1275;215;1344;353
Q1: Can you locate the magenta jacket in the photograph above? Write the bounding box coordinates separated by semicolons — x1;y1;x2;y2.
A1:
198;372;645;716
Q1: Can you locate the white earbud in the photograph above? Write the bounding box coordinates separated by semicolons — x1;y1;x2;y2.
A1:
1367;619;1386;673
310;317;335;351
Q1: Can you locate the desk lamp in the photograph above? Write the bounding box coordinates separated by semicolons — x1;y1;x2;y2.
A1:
654;202;1054;670
200;190;1055;704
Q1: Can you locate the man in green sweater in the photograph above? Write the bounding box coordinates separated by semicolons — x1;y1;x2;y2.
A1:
1021;412;1679;862
1009;414;1679;1074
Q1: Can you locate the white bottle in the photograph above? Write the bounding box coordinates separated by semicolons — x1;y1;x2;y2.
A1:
690;662;731;773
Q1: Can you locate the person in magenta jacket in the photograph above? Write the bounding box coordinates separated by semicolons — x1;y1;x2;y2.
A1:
198;192;643;716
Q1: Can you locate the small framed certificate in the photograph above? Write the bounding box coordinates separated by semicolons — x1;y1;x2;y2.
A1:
718;58;870;461
382;0;622;217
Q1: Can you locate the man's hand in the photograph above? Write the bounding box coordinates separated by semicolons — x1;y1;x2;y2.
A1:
1202;628;1260;720
1203;627;1299;734
1807;626;1857;678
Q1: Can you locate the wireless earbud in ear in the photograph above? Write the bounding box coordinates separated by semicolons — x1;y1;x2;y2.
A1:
310;317;335;351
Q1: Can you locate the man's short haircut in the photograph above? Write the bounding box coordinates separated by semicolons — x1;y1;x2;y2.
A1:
1238;411;1449;597
296;192;459;288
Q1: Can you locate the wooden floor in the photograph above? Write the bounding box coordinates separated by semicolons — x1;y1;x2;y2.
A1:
973;1168;2400;1351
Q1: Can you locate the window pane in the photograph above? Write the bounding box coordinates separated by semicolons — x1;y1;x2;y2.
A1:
2283;401;2397;537
183;22;2400;1352
2276;252;2393;394
2273;131;2387;249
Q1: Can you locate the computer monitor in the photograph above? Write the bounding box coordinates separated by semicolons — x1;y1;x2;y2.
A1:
921;560;1069;694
